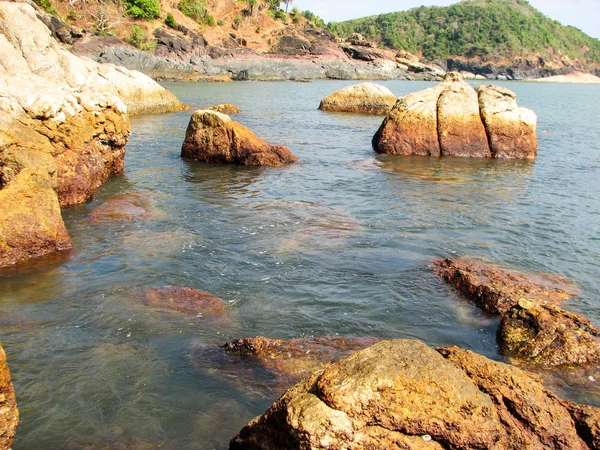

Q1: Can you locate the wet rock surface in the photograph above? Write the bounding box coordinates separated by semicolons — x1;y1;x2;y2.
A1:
205;104;241;115
181;110;297;167
88;191;152;224
432;257;578;315
318;82;397;114
373;72;538;158
498;299;600;366
0;345;18;449
231;340;597;450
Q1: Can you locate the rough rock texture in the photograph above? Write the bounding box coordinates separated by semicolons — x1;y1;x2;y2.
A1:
566;402;600;449
222;336;380;381
181;110;297;167
142;286;226;316
477;85;538;159
432;257;578;315
373;72;538;158
205;104;241;115
231;340;596;450
318;83;397;114
0;2;184;116
0;345;18;449
0;166;72;266
498;299;600;366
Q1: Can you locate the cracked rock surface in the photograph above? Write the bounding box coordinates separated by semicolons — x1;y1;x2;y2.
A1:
230;340;598;450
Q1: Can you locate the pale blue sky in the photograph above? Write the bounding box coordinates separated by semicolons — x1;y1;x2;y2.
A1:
294;0;600;39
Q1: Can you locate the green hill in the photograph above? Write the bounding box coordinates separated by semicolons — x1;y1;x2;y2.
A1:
330;0;600;71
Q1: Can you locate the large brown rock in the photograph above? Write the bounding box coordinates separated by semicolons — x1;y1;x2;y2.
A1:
432;257;578;315
181;110;297;167
498;299;600;366
477;85;538;159
0;345;19;449
318;83;397;115
373;72;538;159
231;340;596;450
205;104;241;115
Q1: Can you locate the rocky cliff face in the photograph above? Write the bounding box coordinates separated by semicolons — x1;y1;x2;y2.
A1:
0;345;18;449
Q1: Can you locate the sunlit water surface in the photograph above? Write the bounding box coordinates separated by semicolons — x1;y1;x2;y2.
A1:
1;80;600;449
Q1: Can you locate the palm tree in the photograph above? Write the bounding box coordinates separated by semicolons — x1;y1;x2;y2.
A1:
283;0;293;13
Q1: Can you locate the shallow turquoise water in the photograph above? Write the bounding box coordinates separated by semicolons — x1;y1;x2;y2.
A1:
1;79;599;448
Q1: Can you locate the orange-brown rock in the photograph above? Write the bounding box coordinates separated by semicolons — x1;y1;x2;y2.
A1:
142;286;226;316
437;74;491;157
206;104;241;115
222;336;380;381
181;110;297;167
565;402;600;449
373;83;445;156
498;299;600;366
318;83;397;115
0;345;19;449
231;340;596;450
0;167;72;266
432;257;578;315
477;85;538;159
373;72;538;159
88;191;150;224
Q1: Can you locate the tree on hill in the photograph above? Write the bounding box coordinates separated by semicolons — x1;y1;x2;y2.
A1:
283;0;293;13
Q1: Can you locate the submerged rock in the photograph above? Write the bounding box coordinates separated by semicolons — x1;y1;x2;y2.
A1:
318;82;397;114
0;345;19;449
231;340;596;450
88;191;152;224
142;286;226;316
205;104;241;115
373;72;537;158
181;110;297;167
432;257;578;315
498;299;600;366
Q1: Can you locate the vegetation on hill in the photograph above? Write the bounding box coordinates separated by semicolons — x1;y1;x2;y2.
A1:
329;0;600;65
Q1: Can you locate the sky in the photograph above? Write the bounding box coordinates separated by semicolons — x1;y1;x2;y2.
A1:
293;0;600;39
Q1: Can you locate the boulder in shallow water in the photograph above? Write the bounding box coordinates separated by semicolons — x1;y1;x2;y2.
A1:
373;72;538;159
181;110;297;167
432;257;578;315
318;82;397;114
0;345;19;449
498;299;600;366
230;340;595;450
205;104;241;115
143;286;226;316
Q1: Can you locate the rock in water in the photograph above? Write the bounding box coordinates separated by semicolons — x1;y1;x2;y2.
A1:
373;72;538;158
205;104;242;115
181;110;297;167
432;257;578;315
498;299;600;366
230;340;596;450
477;85;538;159
318;83;397;114
0;345;19;449
142;286;226;316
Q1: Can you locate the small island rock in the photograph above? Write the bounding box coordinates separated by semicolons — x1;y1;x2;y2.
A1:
231;340;596;450
181;110;297;167
373;72;538;158
432;257;578;315
318;83;397;115
498;299;600;366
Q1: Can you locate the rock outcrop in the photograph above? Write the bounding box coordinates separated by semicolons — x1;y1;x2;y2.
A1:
373;72;538;158
205;104;241;115
498;299;600;366
433;257;578;315
181;110;297;167
318;83;397;114
231;340;597;450
0;345;18;449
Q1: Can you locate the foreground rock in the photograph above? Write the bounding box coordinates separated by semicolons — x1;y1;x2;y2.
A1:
142;286;227;316
318;83;397;114
433;257;578;315
206;104;241;115
0;345;19;449
231;340;597;450
498;299;600;366
181;111;297;167
373;72;538;158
